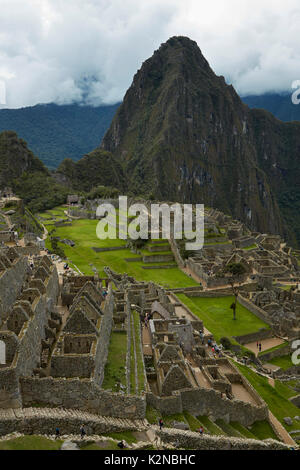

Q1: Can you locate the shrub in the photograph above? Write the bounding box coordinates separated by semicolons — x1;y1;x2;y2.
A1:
220;337;232;350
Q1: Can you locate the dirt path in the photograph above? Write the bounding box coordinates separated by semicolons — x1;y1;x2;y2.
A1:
142;325;152;356
244;337;285;357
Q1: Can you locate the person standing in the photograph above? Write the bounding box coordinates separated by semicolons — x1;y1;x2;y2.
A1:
55;427;60;439
80;424;86;439
159;418;164;430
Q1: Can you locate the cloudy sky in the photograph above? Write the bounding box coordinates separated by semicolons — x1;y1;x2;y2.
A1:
0;0;299;108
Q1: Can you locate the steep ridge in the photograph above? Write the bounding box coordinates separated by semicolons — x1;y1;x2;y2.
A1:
101;36;300;246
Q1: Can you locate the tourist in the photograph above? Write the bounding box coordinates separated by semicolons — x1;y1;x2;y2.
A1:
80;424;86;439
259;343;262;353
198;426;204;435
55;427;60;439
117;440;126;449
159;418;164;430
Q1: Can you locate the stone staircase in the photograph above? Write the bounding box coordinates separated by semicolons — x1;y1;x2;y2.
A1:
0;408;148;437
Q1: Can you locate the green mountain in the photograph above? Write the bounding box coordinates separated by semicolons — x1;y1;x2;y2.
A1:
242;93;300;122
0;103;119;169
56;148;126;193
100;36;300;246
0;130;68;213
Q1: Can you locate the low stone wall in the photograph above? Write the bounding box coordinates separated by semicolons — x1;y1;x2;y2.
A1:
259;344;290;363
92;246;125;253
142;254;174;264
234;329;273;346
0;408;146;437
157;427;288;450
169;237;185;268
289;395;300;408
187;290;232;298
142;265;177;270
238;295;272;326
20;377;146;419
273;365;300;378
124;257;143;262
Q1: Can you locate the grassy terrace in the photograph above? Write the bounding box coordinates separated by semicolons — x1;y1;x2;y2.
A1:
145;407;278;440
177;294;270;343
235;363;300;432
39;207;198;288
102;331;127;391
268;355;295;370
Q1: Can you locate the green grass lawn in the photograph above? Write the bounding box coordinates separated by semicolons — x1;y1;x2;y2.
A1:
146;406;161;425
196;416;226;436
80;440;120;450
268;355;294;371
42;215;198;288
243;244;258;251
177;294;270;343
235;363;300;432
102;331;127;391
0;435;63;450
133;311;145;394
248;420;278;440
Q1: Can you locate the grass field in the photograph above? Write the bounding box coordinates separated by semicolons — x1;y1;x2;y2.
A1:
0;436;63;450
177;294;270;342
235;363;300;432
269;355;295;371
39;209;198;288
101;331;127;391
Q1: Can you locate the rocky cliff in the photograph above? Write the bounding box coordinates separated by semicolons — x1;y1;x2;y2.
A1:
101;36;300;246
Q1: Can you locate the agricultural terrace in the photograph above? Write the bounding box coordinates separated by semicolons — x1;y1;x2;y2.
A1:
38;207;199;289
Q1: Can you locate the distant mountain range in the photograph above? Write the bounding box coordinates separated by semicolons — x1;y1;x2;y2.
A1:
0;93;299;171
0;102;120;169
242;93;300;122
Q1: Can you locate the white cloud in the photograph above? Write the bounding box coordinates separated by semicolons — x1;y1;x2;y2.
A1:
0;0;299;108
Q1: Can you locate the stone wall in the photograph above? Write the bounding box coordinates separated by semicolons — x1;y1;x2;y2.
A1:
259;344;291;363
51;355;95;378
0;256;28;321
142;254;174;264
234;329;273;346
274;365;300;378
169;236;185;268
0;408;145;437
20;377;146;419
238;295;272;326
157;427;288;450
93;287;114;386
147;383;267;427
0;265;59;408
